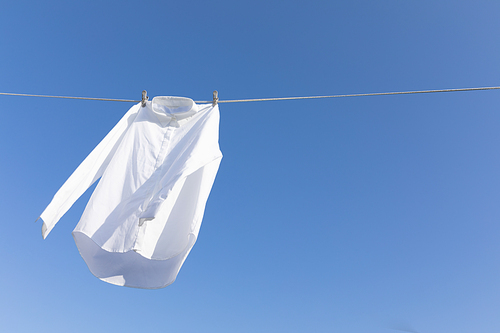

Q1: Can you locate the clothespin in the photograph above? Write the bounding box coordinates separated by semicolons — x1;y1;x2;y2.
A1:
212;90;219;106
141;90;149;107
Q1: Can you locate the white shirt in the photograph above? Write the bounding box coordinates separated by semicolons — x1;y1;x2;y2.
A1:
40;96;222;289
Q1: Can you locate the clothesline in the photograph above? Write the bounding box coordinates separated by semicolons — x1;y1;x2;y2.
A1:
1;86;500;105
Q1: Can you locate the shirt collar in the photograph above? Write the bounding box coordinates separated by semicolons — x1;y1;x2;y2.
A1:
150;96;198;126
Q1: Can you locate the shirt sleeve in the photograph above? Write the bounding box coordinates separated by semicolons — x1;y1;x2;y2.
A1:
40;104;141;239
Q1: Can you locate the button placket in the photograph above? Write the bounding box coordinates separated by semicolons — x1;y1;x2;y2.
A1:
140;123;176;222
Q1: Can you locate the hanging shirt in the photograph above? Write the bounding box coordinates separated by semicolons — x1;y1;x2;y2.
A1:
40;96;222;289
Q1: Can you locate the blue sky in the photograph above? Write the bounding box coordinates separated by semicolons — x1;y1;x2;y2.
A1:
1;1;500;332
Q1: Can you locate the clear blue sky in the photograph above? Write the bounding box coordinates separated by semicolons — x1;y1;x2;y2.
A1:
1;1;500;332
